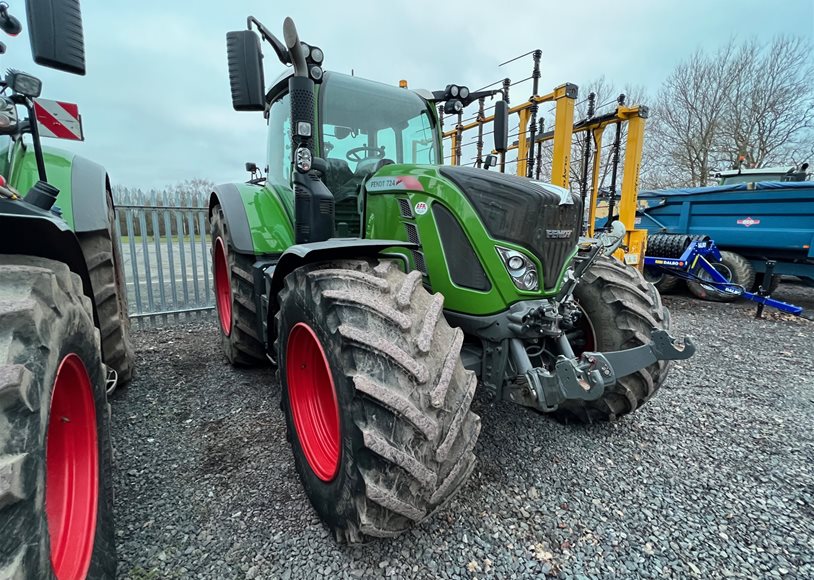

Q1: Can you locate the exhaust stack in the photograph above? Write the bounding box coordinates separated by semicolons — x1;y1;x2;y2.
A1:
283;17;334;244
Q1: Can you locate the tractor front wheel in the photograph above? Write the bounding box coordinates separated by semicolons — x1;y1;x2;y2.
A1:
77;192;135;385
277;259;480;543
0;256;116;578
209;205;267;366
556;256;671;423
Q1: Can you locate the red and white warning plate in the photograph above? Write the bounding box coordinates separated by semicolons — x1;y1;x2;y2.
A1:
33;99;84;141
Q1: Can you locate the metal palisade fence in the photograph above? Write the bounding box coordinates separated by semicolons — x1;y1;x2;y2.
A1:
113;188;214;324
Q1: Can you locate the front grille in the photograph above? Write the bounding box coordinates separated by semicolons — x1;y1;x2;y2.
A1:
412;250;427;274
397;198;413;218
538;206;579;290
404;222;420;244
432;203;490;291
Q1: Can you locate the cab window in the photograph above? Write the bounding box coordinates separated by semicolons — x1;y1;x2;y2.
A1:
267;92;292;188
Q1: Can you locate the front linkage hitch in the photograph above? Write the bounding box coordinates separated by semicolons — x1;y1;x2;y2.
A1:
506;329;695;412
503;226;696;412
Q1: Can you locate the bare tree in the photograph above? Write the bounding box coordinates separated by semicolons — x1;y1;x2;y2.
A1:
724;36;814;168
168;178;216;205
647;42;740;187
644;35;814;189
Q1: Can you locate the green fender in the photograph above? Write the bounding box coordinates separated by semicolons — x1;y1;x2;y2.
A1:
3;142;111;233
208;181;294;256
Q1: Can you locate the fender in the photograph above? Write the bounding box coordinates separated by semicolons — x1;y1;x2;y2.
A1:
209;183;254;254
9;145;110;232
263;239;415;357
0;204;100;329
209;182;295;255
70;155;110;232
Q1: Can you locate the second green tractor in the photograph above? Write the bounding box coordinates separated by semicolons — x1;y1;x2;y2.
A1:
209;15;696;542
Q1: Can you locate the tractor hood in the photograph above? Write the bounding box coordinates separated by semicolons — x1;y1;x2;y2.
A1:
438;166;582;291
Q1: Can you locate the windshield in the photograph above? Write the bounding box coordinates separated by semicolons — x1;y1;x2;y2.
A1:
319;72;438;175
720;173;786;185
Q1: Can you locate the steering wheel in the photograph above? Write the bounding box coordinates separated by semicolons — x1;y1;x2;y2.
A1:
346;146;384;163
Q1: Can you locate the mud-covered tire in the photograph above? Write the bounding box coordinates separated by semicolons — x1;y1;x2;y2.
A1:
209;205;267;366
555;256;671;423
77;193;135;385
276;259;480;543
687;250;755;303
0;256;116;578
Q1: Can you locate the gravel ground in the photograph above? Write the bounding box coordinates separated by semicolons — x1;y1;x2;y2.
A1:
111;281;814;579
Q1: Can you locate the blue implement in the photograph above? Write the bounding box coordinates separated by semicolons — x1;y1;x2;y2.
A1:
643;240;805;317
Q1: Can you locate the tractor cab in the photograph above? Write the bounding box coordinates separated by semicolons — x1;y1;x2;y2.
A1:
265;70;441;235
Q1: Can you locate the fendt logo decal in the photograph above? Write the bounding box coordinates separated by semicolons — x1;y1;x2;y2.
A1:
366;175;424;192
414;201;428;215
546;229;573;239
736;217;760;227
34;99;84;141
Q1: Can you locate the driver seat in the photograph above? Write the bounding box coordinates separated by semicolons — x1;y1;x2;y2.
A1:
334;158;394;236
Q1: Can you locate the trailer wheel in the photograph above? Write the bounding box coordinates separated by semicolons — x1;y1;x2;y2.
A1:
78;192;135;385
209;205;267;366
0;256;116;578
687;250;755;302
555;256;671;423
643;268;682;293
276;259;480;543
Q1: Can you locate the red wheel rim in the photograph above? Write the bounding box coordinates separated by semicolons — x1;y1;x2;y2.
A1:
286;323;341;482
214;237;232;336
46;354;99;580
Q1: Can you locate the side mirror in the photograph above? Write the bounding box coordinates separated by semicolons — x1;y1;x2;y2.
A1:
25;0;85;75
226;30;265;111
483;154;497;170
493;100;508;153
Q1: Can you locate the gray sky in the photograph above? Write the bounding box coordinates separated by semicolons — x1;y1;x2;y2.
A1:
5;0;813;189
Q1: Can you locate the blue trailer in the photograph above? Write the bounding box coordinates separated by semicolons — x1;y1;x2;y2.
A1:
635;180;814;286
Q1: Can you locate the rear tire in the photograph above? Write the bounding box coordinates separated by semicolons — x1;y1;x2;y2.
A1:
687;250;755;302
277;259;480;543
0;256;116;578
77;193;135;385
209;205;267;366
555;256;671;423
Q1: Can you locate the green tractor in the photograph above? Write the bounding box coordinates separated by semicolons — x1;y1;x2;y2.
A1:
0;1;122;577
210;15;695;542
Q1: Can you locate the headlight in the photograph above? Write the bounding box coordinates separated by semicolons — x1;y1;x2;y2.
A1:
295;147;312;172
496;246;539;291
310;47;324;64
5;70;42;98
507;255;524;270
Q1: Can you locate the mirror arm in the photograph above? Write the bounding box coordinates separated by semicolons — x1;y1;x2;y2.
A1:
247;16;290;65
20;97;47;181
461;89;501;106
